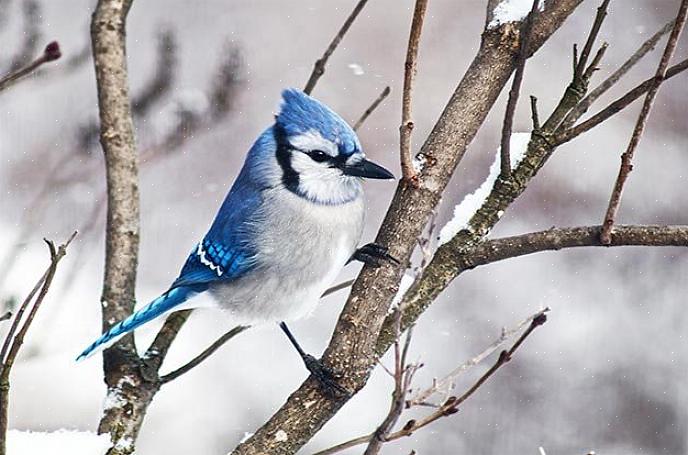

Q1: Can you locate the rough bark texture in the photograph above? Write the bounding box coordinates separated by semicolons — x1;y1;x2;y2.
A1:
232;2;583;454
90;2;155;454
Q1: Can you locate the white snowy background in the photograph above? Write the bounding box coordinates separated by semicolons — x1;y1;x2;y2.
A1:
1;0;687;454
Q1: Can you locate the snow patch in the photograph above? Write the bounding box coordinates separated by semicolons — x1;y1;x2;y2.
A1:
6;429;110;455
274;429;288;442
437;133;531;246
489;0;543;28
412;153;427;173
391;273;416;308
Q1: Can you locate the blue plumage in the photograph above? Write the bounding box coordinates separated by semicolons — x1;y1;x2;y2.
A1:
77;88;393;362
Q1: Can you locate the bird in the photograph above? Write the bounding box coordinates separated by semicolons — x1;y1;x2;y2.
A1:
77;88;397;394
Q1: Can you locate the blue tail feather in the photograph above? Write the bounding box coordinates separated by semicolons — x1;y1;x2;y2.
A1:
76;286;197;361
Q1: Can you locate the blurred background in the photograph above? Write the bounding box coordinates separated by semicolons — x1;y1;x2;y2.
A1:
1;0;686;454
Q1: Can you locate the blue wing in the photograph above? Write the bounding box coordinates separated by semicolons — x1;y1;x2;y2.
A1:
77;152;266;361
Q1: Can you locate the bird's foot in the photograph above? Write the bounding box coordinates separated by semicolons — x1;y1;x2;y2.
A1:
351;243;400;268
303;354;350;398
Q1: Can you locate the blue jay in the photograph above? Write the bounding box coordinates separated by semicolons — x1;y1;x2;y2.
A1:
78;88;396;394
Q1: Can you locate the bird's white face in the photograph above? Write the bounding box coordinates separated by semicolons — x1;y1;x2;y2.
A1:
286;130;364;205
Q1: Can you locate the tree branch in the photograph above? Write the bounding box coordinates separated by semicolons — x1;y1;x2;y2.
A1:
499;0;539;179
599;0;688;244
159;325;249;384
399;0;428;182
303;0;370;94
554;57;688;144
318;310;547;454
0;41;61;93
353;86;391;131
0;232;76;455
561;20;674;129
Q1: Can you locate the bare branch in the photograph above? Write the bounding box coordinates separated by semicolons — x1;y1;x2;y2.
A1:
408;307;549;407
0;232;76;455
562;20;674;128
303;0;370;94
159;325;249;384
530;95;540;130
599;0;688;244
555;57;688;144
0;41;61;92
321;311;547;454
500;0;539;179
353;86;391;131
574;0;610;78
400;0;429;182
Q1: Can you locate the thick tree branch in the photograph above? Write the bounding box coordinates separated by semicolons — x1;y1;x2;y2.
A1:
599;0;688;244
377;224;688;355
232;2;584;453
90;1;152;454
303;0;370;94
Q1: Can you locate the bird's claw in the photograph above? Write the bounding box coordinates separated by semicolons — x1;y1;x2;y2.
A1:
303;354;350;398
351;242;400;268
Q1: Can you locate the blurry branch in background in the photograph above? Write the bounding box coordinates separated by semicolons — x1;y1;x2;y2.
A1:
0;41;61;92
0;312;11;323
78;27;179;152
599;0;688;244
6;0;42;72
0;232;76;455
353;85;391;131
316;310;548;455
399;0;428;183
303;0;369;94
499;0;539;180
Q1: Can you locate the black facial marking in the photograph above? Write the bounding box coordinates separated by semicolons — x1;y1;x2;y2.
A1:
273;124;300;193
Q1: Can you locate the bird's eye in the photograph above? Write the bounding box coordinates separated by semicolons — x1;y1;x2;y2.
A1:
308;150;329;163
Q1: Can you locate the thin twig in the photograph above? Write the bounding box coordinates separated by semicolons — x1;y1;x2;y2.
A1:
574;0;610;78
159;325;249;384
599;0;688;245
562;20;674;128
500;0;540;179
0;232;76;455
399;0;429;182
353;86;391;131
0;41;61;92
317;312;547;454
530;95;540;130
303;0;370;94
555;57;688;144
363;311;418;455
408;308;550;407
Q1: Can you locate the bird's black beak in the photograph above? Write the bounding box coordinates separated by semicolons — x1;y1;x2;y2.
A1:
343;158;395;180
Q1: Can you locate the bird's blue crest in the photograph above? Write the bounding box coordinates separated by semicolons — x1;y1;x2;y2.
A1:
276;89;361;156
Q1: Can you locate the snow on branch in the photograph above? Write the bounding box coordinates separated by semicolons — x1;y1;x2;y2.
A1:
438;132;531;246
489;0;544;28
